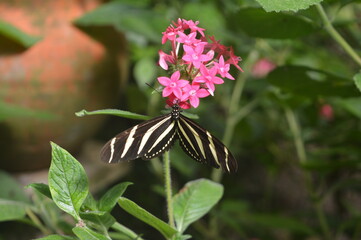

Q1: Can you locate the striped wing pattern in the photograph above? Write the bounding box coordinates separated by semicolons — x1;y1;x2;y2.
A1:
177;115;238;173
100;107;237;173
100;114;176;163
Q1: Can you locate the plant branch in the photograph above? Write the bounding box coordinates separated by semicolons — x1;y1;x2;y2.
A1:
316;3;361;67
284;107;332;240
163;151;175;229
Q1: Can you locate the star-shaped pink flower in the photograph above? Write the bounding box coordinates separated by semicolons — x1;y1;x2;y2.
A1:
181;84;210;108
158;71;189;98
182;44;214;68
194;65;224;95
213;55;234;80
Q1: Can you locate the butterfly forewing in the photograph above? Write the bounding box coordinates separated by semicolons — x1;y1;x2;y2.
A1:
177;115;238;173
100;114;173;163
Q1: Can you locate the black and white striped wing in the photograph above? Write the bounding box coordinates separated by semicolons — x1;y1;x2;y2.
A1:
100;114;177;163
177;115;238;173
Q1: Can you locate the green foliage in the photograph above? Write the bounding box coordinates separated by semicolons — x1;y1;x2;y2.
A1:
255;0;323;12
118;197;177;238
0;20;41;48
0;171;30;222
49;142;89;221
354;72;361;92
268;65;359;98
74;2;168;44
0;101;56;122
173;179;223;234
229;8;317;39
75;109;150;120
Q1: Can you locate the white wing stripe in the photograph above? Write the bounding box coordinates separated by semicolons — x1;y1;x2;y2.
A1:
120;125;138;158
138;116;171;154
147;121;175;153
109;137;117;163
180;118;206;159
224;146;230;172
206;131;220;165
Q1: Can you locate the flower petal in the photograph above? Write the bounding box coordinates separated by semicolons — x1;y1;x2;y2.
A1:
189;96;200;108
162;87;173;97
158;77;171;86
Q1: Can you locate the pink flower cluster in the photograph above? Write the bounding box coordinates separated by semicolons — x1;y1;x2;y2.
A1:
157;19;243;109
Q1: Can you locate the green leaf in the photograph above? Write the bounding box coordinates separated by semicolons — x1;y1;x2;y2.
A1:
229;8;316;39
0;20;41;48
353;72;361;93
0;101;55;122
48;142;89;221
336;97;361;119
75;109;150;120
82;193;98;211
73;226;109;240
27;183;52;199
0;199;28;222
0;171;29;203
173;179;224;233
34;234;76;240
255;0;323;12
74;2;167;44
248;213;316;235
98;182;133;212
0;171;29;221
80;211;116;230
182;2;225;37
118;197;177;238
111;222;144;240
134;57;157;90
268;65;359;98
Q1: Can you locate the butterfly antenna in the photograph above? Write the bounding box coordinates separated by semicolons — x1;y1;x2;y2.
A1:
146;83;162;96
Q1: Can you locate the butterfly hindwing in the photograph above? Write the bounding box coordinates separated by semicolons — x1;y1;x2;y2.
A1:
177;114;238;173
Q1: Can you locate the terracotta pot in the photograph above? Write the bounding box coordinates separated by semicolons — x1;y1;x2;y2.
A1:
0;0;128;171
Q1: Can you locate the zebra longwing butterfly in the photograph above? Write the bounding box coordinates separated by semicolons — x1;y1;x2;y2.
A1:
100;104;238;173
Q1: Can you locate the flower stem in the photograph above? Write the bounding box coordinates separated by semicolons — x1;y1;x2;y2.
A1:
284;107;332;240
284;107;306;164
315;3;361;67
163;151;175;228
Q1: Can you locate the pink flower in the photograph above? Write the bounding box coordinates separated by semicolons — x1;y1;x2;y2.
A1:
162;26;179;44
213;55;234;80
226;47;244;72
208;35;228;54
319;104;334;121
176;32;200;46
158;50;175;70
181;84;210;108
251;58;276;78
182;19;205;37
194;65;224;95
182;44;214;68
158;71;189;98
166;93;191;109
158;19;243;109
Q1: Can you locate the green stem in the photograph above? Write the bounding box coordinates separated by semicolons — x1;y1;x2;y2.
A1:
284;107;332;240
284;107;307;163
315;3;361;67
25;207;51;236
163;151;175;229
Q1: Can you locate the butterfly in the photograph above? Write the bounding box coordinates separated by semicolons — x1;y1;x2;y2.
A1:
100;104;237;173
